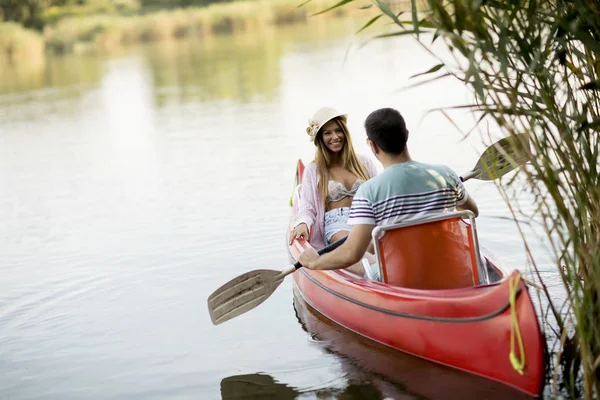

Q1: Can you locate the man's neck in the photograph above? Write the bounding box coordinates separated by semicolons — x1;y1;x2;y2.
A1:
379;149;412;168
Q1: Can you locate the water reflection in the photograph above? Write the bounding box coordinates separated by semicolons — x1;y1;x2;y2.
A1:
0;20;358;103
221;372;390;400
0;53;104;96
219;288;533;400
220;373;299;399
144;33;282;106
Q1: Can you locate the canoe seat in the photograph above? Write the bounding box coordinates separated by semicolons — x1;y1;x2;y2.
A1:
375;212;480;290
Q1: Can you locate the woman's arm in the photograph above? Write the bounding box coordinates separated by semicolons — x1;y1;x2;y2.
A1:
293;162;318;230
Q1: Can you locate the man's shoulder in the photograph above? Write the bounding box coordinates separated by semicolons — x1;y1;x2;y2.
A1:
355;168;391;202
360;161;459;196
413;160;452;171
410;161;459;181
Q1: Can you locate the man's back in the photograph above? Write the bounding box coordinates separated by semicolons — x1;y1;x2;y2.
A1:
348;161;468;227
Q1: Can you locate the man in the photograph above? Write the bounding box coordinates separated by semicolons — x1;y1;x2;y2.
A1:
298;107;479;273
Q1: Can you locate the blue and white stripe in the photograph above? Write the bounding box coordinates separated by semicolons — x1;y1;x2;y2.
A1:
348;187;462;226
346;161;469;227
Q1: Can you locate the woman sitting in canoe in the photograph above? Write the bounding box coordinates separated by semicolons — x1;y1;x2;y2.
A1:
289;107;378;274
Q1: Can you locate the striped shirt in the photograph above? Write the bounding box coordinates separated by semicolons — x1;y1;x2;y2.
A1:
348;161;468;226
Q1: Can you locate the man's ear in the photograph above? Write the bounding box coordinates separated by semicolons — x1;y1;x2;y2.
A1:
368;140;380;156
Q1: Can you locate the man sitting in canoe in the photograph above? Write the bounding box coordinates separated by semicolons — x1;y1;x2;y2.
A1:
298;107;479;278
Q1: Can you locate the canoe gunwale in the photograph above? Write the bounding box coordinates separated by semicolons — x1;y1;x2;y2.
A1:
297;268;523;323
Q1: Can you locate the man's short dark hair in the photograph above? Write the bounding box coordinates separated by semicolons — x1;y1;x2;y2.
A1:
364;108;409;154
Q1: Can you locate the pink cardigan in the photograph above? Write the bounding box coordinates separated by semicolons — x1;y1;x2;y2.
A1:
294;154;378;250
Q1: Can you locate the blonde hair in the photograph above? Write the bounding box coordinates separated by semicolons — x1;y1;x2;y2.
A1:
314;117;370;206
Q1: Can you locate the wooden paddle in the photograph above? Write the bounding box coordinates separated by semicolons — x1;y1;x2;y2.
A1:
207;134;530;325
207;238;346;325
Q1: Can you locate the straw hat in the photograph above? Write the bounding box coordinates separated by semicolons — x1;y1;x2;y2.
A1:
306;107;347;145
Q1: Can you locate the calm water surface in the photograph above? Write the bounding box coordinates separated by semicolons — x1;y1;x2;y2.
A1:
0;19;556;399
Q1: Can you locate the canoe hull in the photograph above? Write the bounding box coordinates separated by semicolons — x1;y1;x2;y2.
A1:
293;285;537;400
288;238;545;397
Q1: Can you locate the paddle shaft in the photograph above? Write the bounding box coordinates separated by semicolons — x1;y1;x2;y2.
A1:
460;170;477;182
293;236;347;269
277;237;349;279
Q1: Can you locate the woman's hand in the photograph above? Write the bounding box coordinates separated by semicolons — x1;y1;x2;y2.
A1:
298;247;319;269
289;223;309;244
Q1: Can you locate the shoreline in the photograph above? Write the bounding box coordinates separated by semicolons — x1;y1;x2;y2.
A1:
0;0;384;65
0;17;368;96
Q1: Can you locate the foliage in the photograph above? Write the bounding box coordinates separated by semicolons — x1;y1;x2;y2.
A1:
0;0;66;28
1;0;366;61
0;21;44;63
139;0;234;10
39;1;130;27
0;0;244;29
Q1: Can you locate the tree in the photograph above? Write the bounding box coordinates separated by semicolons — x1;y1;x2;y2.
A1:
0;0;68;28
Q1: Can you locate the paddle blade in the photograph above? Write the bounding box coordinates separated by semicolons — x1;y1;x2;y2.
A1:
466;134;530;181
207;269;285;325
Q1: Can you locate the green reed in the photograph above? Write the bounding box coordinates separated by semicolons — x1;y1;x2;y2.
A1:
319;0;599;397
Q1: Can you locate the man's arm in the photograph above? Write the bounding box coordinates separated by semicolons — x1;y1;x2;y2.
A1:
453;169;479;217
457;195;479;217
298;224;375;270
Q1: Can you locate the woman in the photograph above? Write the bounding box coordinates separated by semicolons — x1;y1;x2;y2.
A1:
289;107;378;258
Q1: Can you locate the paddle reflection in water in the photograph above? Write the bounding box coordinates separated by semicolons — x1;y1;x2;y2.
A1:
292;286;535;400
220;373;299;400
220;372;385;400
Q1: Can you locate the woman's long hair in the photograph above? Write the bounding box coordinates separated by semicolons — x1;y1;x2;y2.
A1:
314;117;370;206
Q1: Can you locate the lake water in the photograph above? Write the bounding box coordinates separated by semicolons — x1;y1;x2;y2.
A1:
0;18;557;399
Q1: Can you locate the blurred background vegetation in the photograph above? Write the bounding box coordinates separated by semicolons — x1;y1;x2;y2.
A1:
0;0;369;64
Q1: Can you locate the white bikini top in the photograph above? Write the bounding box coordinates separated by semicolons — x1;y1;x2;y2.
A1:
327;179;364;202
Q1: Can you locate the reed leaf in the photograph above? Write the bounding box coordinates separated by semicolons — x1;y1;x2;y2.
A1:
356;14;383;34
311;0;354;17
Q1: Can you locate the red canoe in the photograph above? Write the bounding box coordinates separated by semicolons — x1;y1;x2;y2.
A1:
293;286;537;400
287;159;545;397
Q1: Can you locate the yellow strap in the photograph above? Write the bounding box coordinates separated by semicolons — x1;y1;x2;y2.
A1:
289;165;299;207
509;273;526;375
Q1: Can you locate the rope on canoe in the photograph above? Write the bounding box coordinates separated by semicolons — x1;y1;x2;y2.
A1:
509;272;526;375
289;162;300;207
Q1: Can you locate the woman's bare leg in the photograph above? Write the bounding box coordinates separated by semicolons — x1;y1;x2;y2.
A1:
329;231;366;276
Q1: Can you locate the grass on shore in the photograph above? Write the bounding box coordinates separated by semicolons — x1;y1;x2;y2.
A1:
0;0;370;63
0;22;45;65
